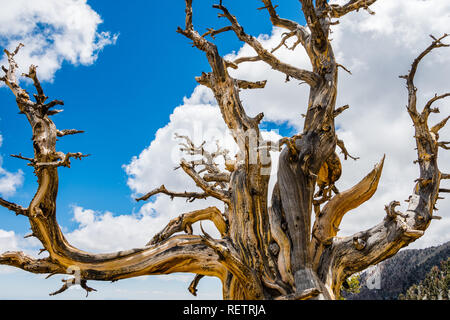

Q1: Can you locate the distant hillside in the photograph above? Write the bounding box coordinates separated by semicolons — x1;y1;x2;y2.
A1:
344;241;450;300
399;257;449;300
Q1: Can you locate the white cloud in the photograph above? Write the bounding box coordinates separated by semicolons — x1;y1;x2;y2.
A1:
225;29;311;129
0;0;118;82
0;158;23;197
0;229;19;252
123;100;231;237
327;0;450;249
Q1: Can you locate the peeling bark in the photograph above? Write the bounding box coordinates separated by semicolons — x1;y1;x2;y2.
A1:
0;1;448;300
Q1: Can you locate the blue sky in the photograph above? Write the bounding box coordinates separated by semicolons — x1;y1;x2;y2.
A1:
0;0;450;299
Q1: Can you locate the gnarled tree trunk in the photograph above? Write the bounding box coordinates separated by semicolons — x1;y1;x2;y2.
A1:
0;0;449;300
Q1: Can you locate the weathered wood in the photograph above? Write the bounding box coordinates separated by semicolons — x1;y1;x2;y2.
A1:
0;0;447;300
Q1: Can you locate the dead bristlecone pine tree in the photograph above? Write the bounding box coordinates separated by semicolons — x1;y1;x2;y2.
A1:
0;0;449;300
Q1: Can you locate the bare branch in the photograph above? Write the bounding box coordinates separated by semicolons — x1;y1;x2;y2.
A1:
322;35;450;298
441;173;450;180
213;4;320;86
11;153;35;164
22;64;47;105
34;152;89;169
260;0;306;33
0;198;28;216
337;63;352;75
271;31;296;53
202;26;233;39
384;200;407;219
57;129;84;137
336;138;359;161
423;93;450;118
188;274;204;296
311;156;384;268
438;141;450;150
49;278;76;296
299;0;328;52
0;43;29;101
431;116;450;135
326;0;377;18
180;160;231;204
174;133;230;190
43;99;64;111
333;104;349;118
0;251;63;275
136;184;208;202
203;172;230;183
235;79;267;90
402;34;449;115
233;56;261;65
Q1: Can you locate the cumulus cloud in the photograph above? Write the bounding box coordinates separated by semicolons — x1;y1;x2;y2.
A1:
0;0;118;81
124;0;450;250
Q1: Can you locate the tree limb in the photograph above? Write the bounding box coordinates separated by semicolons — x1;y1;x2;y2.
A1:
180;160;231;204
326;0;377;18
22;65;47;105
260;0;306;33
336;138;359;161
57;129;85;137
233;56;261;65
310;156;385;268
299;0;328;53
213;4;320;86
33;152;89;169
236;79;267;90
0;251;64;275
320;34;449;298
188;274;204;296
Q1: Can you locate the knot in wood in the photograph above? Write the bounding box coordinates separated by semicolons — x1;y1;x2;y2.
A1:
353;237;366;251
269;242;280;256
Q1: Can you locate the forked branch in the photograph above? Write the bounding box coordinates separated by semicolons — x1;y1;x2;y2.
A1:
213;3;320;86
